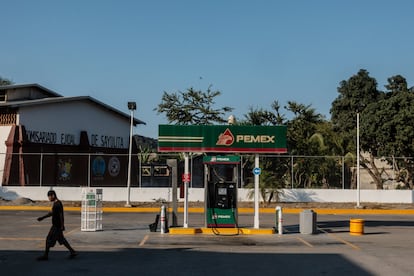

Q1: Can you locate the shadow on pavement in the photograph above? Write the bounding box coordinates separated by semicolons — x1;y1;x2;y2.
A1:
365;220;414;227
0;248;373;276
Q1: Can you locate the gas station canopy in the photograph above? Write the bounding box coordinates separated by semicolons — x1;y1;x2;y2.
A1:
158;125;287;153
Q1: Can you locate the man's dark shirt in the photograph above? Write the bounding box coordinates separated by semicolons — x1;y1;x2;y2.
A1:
51;200;64;230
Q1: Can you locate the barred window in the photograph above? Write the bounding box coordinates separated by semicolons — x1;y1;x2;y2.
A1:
0;112;16;125
0;91;6;102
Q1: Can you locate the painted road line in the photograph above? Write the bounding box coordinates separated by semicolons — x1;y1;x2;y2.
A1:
318;227;360;250
0;237;43;241
65;227;79;236
295;237;314;248
139;235;150;246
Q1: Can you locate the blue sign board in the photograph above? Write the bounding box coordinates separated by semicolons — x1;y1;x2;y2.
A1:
253;167;261;175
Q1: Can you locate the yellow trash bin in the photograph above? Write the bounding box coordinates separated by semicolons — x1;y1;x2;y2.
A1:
350;218;364;235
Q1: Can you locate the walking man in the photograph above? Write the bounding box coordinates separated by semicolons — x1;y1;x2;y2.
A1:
37;190;77;260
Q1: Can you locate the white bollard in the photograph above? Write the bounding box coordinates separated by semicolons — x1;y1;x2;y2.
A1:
275;206;283;235
160;205;167;234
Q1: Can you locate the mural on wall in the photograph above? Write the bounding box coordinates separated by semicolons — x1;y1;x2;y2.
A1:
3;127;132;187
108;156;121;177
58;158;72;181
92;156;106;180
89;155;124;186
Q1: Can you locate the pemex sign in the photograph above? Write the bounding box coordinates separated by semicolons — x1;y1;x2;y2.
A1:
158;125;287;153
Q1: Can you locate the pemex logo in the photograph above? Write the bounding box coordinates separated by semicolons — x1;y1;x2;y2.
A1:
216;128;234;146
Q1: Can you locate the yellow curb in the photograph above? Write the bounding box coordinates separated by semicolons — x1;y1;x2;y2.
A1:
0;206;53;211
102;207;160;213
177;207;204;213
257;208;302;214
0;206;413;215
240;228;275;235
169;228;198;235
309;208;414;215
169;227;275;235
259;208;414;215
0;206;80;211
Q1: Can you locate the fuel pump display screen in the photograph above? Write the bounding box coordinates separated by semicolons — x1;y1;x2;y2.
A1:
217;187;227;195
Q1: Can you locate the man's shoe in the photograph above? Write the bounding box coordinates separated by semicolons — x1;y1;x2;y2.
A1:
69;252;78;259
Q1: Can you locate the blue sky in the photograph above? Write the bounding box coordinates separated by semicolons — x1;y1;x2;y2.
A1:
2;0;414;138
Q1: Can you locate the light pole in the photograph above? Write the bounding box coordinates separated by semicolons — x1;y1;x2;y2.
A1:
356;111;361;208
125;101;136;207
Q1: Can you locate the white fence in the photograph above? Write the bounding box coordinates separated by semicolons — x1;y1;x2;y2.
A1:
1;187;413;204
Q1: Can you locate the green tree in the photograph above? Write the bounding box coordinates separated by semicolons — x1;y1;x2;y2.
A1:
245;161;288;206
243;101;286;126
361;75;414;189
331;69;382;153
285;101;325;155
0;77;13;86
331;70;414;189
241;101;289;204
155;86;233;125
330;69;386;189
283;101;340;188
242;100;343;193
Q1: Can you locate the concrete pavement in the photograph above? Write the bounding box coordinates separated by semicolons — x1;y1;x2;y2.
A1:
0;207;413;275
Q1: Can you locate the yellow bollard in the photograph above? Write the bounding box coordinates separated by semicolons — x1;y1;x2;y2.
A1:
350;218;365;235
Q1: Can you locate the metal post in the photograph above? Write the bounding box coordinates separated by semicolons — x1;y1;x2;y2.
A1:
138;154;141;188
160;204;167;234
275;206;283;235
88;154;91;187
167;159;178;227
183;152;189;228
291;155;294;189
356;112;361;207
126;102;136;207
204;163;208;228
342;156;345;190
240;155;244;187
254;154;260;229
39;153;43;187
190;154;193;188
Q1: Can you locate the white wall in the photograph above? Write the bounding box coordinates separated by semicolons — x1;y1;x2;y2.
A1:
2;187;413;204
0;126;13;153
19;101;130;148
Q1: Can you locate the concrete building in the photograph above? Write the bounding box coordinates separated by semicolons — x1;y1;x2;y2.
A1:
0;83;145;187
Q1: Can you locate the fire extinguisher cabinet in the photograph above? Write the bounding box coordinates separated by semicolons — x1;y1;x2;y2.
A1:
81;188;103;231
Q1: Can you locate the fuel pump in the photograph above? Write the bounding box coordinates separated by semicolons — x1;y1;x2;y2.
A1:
203;155;240;228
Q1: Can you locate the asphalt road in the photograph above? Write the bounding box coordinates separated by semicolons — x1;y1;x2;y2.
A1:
0;210;413;275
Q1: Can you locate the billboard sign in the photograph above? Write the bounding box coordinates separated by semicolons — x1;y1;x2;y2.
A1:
158;125;287;153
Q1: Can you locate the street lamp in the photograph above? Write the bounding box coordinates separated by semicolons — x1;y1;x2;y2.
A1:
356;111;361;208
125;101;136;207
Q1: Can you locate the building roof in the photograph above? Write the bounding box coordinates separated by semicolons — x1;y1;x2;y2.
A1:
0;83;62;97
0;84;146;125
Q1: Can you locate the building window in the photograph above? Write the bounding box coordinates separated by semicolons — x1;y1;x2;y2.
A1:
0;91;6;102
0;112;16;125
